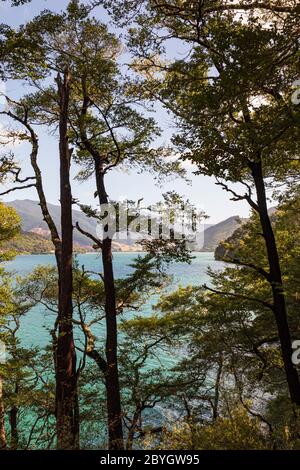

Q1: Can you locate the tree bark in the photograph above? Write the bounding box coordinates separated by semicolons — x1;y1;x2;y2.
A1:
250;157;300;406
0;376;6;450
126;407;141;450
94;157;124;450
29;132;62;268
212;353;223;421
9;382;18;450
55;69;78;449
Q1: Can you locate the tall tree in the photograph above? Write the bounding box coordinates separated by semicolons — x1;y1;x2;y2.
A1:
0;202;20;450
0;0;182;448
55;69;78;449
0;10;80;449
106;0;300;406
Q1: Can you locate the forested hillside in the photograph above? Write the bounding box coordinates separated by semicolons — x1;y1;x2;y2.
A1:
201;216;245;252
7;199;98;246
1;230;54;254
5;199;242;253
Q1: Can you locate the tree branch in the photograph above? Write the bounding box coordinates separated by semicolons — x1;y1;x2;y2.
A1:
75;222;103;250
0;183;36;196
203;284;274;311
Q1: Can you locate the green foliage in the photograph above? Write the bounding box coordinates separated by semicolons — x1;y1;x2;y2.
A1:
1;231;54;255
0;202;21;261
0;202;20;243
107;189;299;450
153;406;270;450
2;0;31;5
0;1;185;182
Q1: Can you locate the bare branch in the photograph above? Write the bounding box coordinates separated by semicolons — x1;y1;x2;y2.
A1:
216;178;259;212
0;183;36;196
75;222;103;250
223;256;271;282
203;284;274;311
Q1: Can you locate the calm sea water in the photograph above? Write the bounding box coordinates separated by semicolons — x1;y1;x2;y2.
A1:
4;252;225;443
5;252;225;351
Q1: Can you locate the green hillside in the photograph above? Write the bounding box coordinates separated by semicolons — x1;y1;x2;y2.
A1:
4;200;248;254
7;199;97;246
201;216;245;252
1;231;91;255
1;231;54;254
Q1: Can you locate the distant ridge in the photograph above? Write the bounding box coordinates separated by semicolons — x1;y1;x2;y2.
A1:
7;199;96;247
214;207;277;260
0;230;91;255
5;200;140;253
5;200;247;254
1;230;54;254
200;216;245;252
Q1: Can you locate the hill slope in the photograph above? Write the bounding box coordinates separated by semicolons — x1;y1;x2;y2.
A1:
1;230;55;254
214;208;277;260
5;200;141;253
201;216;245;252
7;199;96;246
5;200;246;254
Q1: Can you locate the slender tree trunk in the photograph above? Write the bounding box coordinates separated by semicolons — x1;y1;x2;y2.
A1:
9;408;18;450
3;90;79;447
94;156;124;450
0;376;6;449
55;70;78;449
126;407;141;450
28;87;79;445
213;353;223;421
78;82;123;448
29;133;62;267
250;158;300;406
9;382;18;450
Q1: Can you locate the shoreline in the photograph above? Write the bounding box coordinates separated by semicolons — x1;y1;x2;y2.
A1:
11;250;216;256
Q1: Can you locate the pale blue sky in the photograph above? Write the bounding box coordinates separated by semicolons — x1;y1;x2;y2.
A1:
0;0;251;224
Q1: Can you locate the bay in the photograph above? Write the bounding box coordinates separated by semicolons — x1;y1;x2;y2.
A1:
4;252;226;446
5;252;225;350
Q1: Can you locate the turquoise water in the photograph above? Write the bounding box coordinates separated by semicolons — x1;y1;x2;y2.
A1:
5;252;224;351
4;252;225;444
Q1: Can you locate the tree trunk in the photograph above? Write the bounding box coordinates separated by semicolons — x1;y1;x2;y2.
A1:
0;376;6;450
9;382;18;450
213;353;223;421
9;408;17;450
55;69;78;449
251;158;300;406
29;132;62;268
126;407;141;450
94;157;124;450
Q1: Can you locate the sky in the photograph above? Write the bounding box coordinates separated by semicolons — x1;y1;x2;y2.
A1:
0;0;252;225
